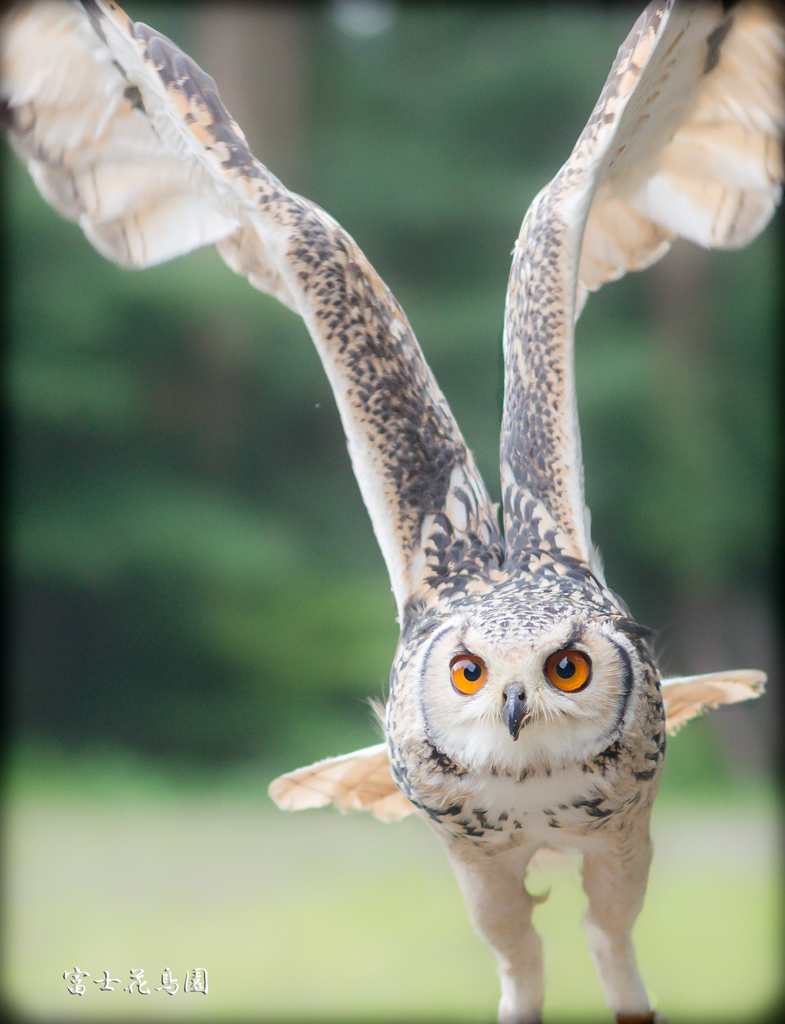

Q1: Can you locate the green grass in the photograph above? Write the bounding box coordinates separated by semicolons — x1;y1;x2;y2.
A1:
3;747;781;1022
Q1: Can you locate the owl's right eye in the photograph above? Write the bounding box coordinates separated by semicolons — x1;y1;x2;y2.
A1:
450;654;488;695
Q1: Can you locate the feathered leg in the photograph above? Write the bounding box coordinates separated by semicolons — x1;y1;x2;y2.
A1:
444;841;544;1024
580;833;655;1023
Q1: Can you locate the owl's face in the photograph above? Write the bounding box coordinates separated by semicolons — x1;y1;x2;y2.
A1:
411;598;650;777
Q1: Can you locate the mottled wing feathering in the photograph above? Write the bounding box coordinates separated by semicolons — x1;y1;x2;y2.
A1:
0;0;502;617
500;0;784;573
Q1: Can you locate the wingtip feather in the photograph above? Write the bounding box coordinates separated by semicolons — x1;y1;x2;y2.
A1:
662;668;766;735
268;744;416;821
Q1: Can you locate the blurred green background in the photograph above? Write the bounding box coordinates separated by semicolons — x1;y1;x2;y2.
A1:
4;2;781;1021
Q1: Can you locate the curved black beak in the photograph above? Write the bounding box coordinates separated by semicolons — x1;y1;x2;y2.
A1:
503;683;530;740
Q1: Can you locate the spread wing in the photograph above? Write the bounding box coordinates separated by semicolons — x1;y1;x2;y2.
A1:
269;667;766;818
268;744;415;822
660;669;766;734
501;0;784;572
0;0;502;615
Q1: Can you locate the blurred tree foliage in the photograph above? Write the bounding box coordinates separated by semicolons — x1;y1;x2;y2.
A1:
5;4;779;781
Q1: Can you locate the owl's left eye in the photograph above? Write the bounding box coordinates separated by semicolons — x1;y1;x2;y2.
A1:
450;654;488;695
544;649;592;692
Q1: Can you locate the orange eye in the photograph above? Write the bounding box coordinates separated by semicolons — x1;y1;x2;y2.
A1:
544;650;592;692
450;654;488;695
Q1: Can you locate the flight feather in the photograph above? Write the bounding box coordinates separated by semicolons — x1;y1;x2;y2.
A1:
0;0;501;616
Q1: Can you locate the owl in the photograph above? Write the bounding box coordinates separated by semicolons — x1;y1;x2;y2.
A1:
1;1;780;1022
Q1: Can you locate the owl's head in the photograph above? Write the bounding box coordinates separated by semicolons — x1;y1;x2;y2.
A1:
403;592;657;777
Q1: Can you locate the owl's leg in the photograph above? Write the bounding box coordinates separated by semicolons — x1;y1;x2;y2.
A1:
580;835;655;1023
444;842;543;1024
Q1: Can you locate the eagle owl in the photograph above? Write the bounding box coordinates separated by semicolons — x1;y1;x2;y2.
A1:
2;1;779;1022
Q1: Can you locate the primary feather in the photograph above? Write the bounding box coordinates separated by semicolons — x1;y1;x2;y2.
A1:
577;1;785;310
1;0;501;615
660;669;767;733
500;0;784;574
268;744;415;822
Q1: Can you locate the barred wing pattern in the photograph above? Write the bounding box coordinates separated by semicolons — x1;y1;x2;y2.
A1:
500;0;784;573
268;744;415;822
660;669;767;733
0;0;501;617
